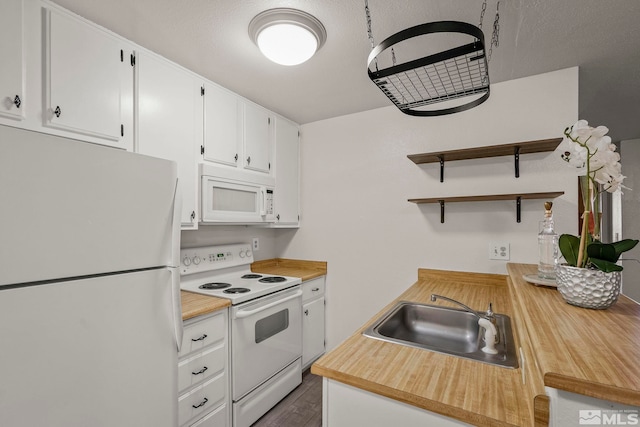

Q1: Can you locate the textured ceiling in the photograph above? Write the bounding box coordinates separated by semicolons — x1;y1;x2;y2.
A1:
51;0;640;141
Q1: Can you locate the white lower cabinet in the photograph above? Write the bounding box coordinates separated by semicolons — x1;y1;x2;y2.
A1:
324;379;471;427
302;277;326;369
546;387;640;427
179;309;230;427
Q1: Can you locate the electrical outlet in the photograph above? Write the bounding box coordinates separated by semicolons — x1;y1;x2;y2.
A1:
252;237;259;251
489;242;510;260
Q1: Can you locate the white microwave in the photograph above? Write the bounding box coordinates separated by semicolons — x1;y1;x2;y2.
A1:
201;175;274;224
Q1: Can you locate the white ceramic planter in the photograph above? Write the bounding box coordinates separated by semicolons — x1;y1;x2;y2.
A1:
555;264;622;309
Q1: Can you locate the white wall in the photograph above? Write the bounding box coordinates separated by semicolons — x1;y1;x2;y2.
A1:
620;139;640;302
277;67;580;350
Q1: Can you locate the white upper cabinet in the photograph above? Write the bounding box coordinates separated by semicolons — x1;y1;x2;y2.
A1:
136;51;202;229
202;88;274;178
0;0;24;121
243;102;273;174
44;8;132;148
202;82;241;167
273;117;300;227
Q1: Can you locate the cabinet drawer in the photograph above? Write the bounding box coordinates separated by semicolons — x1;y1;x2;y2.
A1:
188;403;228;427
179;375;226;427
302;277;325;302
178;344;226;394
180;311;226;358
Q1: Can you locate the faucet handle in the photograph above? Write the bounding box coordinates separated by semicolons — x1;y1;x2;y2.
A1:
486;302;494;318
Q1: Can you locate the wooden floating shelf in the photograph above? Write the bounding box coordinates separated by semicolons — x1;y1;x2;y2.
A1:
407;138;562;181
408;191;565;223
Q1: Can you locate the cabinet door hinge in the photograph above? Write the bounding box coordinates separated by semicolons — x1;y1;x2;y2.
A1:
120;124;124;137
130;53;136;66
268;117;271;125
120;49;124;62
200;145;205;155
268;162;271;170
201;86;205;96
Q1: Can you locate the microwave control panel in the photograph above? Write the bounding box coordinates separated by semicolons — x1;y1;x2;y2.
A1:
265;189;274;215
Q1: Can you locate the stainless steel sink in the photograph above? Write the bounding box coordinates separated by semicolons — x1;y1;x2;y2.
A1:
363;301;519;368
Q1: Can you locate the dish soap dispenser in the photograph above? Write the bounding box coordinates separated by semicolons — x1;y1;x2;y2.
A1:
538;201;558;279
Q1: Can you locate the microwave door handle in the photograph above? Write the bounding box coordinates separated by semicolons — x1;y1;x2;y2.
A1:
235;289;302;319
259;187;266;216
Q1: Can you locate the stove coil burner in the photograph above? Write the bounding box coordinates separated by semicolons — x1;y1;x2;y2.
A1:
199;282;231;290
224;287;251;294
241;274;263;279
259;276;287;283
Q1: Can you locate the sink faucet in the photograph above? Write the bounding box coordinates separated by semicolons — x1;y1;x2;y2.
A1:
430;294;499;353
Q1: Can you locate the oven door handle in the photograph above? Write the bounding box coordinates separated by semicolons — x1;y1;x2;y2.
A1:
235;289;302;319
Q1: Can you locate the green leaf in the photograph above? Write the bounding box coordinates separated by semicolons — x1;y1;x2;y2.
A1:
587;242;617;262
559;234;581;266
611;239;639;257
589;258;624;272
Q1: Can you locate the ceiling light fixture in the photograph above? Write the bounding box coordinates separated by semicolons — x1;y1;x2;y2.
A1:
249;8;326;66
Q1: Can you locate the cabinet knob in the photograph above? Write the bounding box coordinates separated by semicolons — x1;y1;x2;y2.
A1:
276;214;280;221
13;95;21;109
304;309;309;316
190;211;196;221
53;106;61;118
234;153;238;162
246;156;251;165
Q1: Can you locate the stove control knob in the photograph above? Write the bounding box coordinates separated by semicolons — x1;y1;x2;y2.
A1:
192;255;201;265
239;250;245;258
245;250;252;258
182;256;192;266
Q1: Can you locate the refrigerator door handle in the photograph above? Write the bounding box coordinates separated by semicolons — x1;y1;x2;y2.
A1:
170;267;183;352
170;177;182;268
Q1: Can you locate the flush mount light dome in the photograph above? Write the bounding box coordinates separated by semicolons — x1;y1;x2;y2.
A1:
249;8;326;66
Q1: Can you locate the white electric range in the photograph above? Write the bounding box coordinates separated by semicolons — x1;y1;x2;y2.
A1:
180;243;303;427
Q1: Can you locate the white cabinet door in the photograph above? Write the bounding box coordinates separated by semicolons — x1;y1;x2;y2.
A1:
273;117;300;227
137;51;202;229
243;101;272;174
203;82;241;167
302;296;325;367
45;9;131;147
0;0;24;121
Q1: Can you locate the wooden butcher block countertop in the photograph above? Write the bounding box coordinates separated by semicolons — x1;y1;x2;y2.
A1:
251;258;327;281
181;290;230;321
507;263;640;406
312;269;533;427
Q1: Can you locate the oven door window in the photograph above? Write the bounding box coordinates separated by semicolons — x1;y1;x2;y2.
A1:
255;309;289;343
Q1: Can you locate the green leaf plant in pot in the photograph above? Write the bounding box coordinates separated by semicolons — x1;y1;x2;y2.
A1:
555;120;638;309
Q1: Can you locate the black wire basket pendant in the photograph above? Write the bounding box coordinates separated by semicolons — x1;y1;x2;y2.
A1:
367;21;490;116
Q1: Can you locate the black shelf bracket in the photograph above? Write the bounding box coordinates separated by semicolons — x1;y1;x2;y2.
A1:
439;157;445;183
516;196;522;223
439;200;445;223
514;146;521;178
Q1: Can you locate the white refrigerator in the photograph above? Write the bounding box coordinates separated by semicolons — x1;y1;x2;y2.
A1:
0;125;182;427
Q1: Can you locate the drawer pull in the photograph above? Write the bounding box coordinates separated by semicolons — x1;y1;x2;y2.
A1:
312;287;320;292
192;366;208;375
191;334;207;342
192;397;208;409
